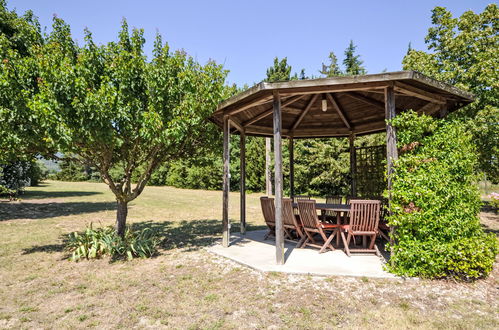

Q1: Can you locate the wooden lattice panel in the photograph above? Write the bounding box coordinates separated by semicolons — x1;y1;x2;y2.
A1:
354;145;386;198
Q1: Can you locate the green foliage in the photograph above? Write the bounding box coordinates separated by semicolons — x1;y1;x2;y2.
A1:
320;51;342;77
54;159;91;182
27;16;230;232
403;4;499;182
0;1;54;163
343;40;366;75
292;139;351;196
0;159;46;196
66;223;160;261
25;160;47;186
265;57;292;82
387;111;497;281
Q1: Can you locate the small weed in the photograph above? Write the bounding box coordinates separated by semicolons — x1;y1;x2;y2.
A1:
20;316;31;322
399;300;411;311
19;306;39;313
64;308;73;313
135;304;148;312
78;314;88;322
175;264;183;269
361;276;369;283
204;293;218;302
267;271;283;278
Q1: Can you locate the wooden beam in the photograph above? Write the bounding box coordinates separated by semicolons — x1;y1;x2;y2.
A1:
273;91;284;265
222;116;230;247
417;101;441;115
344;92;386;110
265;138;272;196
394;81;446;104
326;93;351;129
242;95;306;127
385;85;398;254
228;118;244;133
291;94;319;132
240;132;246;235
289;137;294;198
349;132;356;196
223;94;273;116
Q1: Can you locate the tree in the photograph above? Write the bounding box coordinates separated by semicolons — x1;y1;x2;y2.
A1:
320;51;342;77
31;18;230;236
402;4;499;182
265;57;292;82
0;1;52;163
343;40;366;76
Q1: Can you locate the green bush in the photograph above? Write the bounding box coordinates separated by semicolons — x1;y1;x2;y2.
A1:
387;111;498;281
66;223;160;261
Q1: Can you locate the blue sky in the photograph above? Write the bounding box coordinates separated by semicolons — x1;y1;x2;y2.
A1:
9;0;492;87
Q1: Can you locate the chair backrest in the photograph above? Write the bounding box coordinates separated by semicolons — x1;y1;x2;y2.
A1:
260;197;275;225
346;195;360;204
293;195;311;202
349;200;381;232
325;195;343;216
281;198;298;227
293;195;310;215
297;199;321;231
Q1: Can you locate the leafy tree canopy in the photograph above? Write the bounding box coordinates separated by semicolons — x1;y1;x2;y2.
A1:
265;57;292;82
29;17;231;235
403;4;499;182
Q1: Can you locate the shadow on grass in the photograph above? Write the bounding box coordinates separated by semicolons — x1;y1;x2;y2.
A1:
0;201;116;221
22;190;103;199
21;219;267;258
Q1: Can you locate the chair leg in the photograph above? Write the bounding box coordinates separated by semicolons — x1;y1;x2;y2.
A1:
342;231;351;257
296;235;307;248
264;229;272;240
374;244;381;257
319;230;336;253
368;234;376;250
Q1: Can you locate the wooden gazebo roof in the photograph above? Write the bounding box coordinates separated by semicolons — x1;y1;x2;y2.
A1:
209;71;474;138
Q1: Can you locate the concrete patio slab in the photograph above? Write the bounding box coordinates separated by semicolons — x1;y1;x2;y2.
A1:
207;230;396;278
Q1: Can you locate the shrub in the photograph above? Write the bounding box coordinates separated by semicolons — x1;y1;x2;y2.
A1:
66;223;160;261
387;111;498;281
489;192;499;210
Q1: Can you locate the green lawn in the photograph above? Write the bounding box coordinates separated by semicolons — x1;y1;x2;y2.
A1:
0;181;498;329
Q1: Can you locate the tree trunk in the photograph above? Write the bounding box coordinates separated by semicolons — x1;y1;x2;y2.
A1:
116;200;128;237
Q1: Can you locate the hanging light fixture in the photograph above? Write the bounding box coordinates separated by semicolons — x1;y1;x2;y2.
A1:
321;94;328;112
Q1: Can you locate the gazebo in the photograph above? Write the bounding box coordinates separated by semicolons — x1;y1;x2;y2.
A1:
209;71;473;265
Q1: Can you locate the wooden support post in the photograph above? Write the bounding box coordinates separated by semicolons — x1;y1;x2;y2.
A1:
349;132;356;196
385;86;398;198
289;137;295;198
273;91;284;265
222;116;230;247
240;132;246;235
385;85;398;251
265;137;272;196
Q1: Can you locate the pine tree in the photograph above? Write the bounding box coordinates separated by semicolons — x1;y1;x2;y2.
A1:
320;51;342;77
265;57;292;82
343;40;366;75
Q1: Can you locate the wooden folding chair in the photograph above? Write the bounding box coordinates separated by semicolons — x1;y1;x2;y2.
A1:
322;195;343;222
282;198;304;245
297;199;340;253
260;197;275;240
292;195;310;217
341;199;381;257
